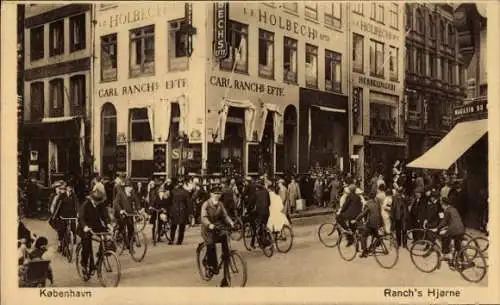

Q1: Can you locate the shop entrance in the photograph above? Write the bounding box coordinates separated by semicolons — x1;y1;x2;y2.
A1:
284;105;298;174
259;113;274;176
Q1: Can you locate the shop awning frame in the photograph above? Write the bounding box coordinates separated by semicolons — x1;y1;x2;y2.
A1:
406;119;488;170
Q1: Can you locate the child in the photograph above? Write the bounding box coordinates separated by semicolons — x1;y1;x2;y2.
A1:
27;237;54;285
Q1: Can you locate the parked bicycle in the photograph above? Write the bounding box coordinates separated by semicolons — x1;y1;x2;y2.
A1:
113;212;148;262
149;207;171;246
60;217;77;263
196;225;247;287
75;230;121;287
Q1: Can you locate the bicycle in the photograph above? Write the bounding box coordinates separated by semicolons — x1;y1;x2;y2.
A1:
196;225;247;287
75;230;121;287
337;220;399;269
409;227;487;283
229;215;244;242
149;207;171;246
113;212;148;262
271;224;294;253
467;236;489;259
134;208;149;232
242;216;274;257
60;217;77;263
318;214;341;248
406;228;476;252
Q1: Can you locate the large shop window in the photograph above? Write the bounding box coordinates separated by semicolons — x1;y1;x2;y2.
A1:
101;103;117;178
130;25;155;77
49;20;64;57
168;19;188;71
325;3;342;28
49;78;64;117
221;21;248;73
352;34;364;73
30;82;44;121
130;108;152;142
70;14;86;52
258;29;274;79
30;26;44;61
305;44;318;88
305;3;318;20
389;3;399;29
325;50;342;93
283;37;297;83
101;33;117;82
309;106;346;168
70;75;85;116
389;46;398;81
369;39;384;78
426;100;441;130
370;102;397;137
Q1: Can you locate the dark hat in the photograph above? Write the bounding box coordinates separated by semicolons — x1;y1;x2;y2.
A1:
124;178;133;187
441;197;451;205
34;236;48;249
210;186;222;194
89;189;106;203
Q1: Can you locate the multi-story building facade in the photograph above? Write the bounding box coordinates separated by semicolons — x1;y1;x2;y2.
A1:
22;4;93;186
92;2;350;180
404;3;465;161
347;3;406;184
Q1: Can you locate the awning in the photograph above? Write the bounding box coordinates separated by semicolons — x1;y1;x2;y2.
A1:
312;105;346;113
407;119;487;170
24;116;82;140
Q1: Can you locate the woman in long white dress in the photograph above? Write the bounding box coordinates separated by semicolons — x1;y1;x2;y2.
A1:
267;185;290;233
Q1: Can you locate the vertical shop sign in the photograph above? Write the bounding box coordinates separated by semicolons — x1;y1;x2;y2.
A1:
213;2;229;59
185;3;194;57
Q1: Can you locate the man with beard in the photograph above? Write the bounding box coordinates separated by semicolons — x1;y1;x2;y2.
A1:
168;177;193;245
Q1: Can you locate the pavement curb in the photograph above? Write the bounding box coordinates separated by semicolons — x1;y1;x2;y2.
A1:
291;209;334;219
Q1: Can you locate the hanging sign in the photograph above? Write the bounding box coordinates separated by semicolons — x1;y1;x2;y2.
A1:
213;2;229;59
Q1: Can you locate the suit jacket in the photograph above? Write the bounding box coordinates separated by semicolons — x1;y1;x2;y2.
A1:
339;193;363;219
244;183;257;211
169;187;193;225
255;185;271;218
425;200;443;228
77;199;109;235
438;206;465;236
391;194;408;222
356;199;382;229
113;190;140;217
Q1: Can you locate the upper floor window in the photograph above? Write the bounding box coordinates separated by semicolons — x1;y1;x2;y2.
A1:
259;29;274;79
130;25;155;77
49;20;64;57
70;14;86;52
459;64;465;85
130;108;152;142
416;48;425;76
447;25;454;47
369;39;384;78
283;37;297;83
221;21;248;73
389;46;398;81
168;19;188;71
405;45;414;73
49;78;64;117
30;26;44;61
101;33;117;82
283;2;298;13
441;58;447;81
429;53;437;78
305;3;318;20
325;50;342;93
30;82;44;121
325;3;342;28
352;3;364;15
353;33;364;73
405;4;412;31
440;20;446;45
70;75;85;116
389;3;398;29
448;60;454;84
415;8;424;34
305;44;318;88
370;3;384;24
429;14;437;39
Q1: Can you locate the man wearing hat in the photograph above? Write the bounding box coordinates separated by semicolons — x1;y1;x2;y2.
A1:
48;180;70;252
149;185;170;243
77;189;111;274
168;177;194;245
423;189;444;232
113;178;140;248
113;172;127;199
337;184;363;246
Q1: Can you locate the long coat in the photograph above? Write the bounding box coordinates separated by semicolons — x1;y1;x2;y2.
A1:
329;179;340;202
278;184;288;213
168;187;193;225
287;182;301;209
255;185;271;219
200;199;232;244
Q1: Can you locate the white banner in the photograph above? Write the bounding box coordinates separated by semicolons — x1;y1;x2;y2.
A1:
214;98;256;142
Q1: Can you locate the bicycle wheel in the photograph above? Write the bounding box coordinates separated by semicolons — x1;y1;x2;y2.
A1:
130;231;148;262
230;218;244;242
337;232;357;261
97;251;121;287
196;243;212;281
318;222;340;248
468;236;489;254
75;243;91;282
409;240;440;273
275;225;294;253
261;229;274;258
162;222;172;243
113;229;126;256
456;245;487;283
242;222;253;251
374;234;399;269
227;251;247;287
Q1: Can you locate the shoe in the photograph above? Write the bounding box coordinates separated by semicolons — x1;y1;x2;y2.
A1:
359;251;368;258
168;241;173;245
220;279;230;287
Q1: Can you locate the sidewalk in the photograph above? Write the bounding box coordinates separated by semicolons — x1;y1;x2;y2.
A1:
290;205;334;219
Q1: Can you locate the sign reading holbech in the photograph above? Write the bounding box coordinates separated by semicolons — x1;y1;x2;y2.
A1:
213;3;229;59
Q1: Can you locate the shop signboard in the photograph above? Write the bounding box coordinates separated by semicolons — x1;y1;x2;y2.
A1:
213;2;229;59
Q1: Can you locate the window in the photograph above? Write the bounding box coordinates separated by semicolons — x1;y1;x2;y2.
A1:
101;103;117;178
101;33;117;82
429;14;436;39
130;108;152;142
370;103;397;137
416;9;424;34
369;40;384;78
377;4;384;23
353;34;364;72
353;3;364;15
370;3;385;23
440;20;446;45
389;4;398;29
70;14;86;52
305;44;318;88
130;25;155;77
70;75;85;115
416;48;425;76
305;3;318;20
459;64;465;85
325;50;342;93
49;78;64;117
447;25;454;47
259;29;274;79
448;60;454;84
168;19;189;71
30;26;44;61
30;82;44;121
325;3;342;28
49;20;64;56
389;46;398;81
283;37;297;83
370;3;377;20
441;58;446;81
406;45;414;73
405;4;412;31
221;21;248;73
429;53;437;78
283;2;298;13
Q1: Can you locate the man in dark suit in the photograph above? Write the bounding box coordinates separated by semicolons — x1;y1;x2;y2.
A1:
437;197;465;261
242;176;257;215
113;179;140;247
168;177;193;245
251;179;271;248
355;196;382;258
337;184;363;246
48;180;71;252
391;186;408;248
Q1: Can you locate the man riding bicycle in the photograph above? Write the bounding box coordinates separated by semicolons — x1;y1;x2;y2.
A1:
200;186;235;287
354;195;383;258
336;184;363;246
113;178;140;248
436;197;465;262
249;178;271;249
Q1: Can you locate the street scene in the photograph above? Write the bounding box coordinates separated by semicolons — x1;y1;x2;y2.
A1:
14;2;489;289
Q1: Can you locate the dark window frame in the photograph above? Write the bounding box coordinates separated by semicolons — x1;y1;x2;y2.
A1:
130;108;152;142
258;29;275;79
70;74;85;116
49;19;64;57
49;78;64;117
30;26;44;61
370;39;384;78
101;33;118;82
305;44;318;88
325;50;342;93
325;3;342;28
69;13;86;52
389;3;399;29
305;3;318;20
283;36;298;84
220;20;249;74
129;25;155;78
30;82;44;121
353;33;364;73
